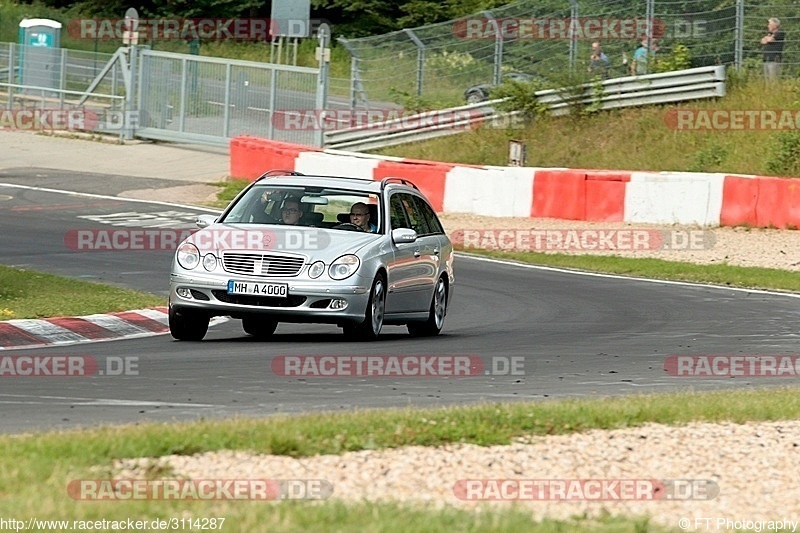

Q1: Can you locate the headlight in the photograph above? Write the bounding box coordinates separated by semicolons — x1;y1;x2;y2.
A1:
202;253;217;271
177;243;200;270
329;255;360;280
308;261;325;279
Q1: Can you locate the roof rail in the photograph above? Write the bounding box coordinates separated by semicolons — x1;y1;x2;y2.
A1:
256;169;306;181
380;177;419;191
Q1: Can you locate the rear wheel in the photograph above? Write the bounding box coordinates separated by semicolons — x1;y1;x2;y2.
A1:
169;306;209;341
343;275;385;341
408;276;447;337
242;317;278;338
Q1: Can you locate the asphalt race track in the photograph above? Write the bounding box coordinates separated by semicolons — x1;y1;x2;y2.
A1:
2;170;800;434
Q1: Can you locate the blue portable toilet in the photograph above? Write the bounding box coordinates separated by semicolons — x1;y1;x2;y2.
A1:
18;18;62;94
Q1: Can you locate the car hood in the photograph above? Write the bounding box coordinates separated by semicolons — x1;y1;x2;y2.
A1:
186;224;381;261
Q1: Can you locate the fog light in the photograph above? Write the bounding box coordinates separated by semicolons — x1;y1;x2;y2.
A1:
329;298;348;310
176;287;192;299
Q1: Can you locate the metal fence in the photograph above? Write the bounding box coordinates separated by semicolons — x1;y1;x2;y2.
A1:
325;66;726;152
1;42;327;147
137;49;322;147
0;42;126;112
338;0;799;109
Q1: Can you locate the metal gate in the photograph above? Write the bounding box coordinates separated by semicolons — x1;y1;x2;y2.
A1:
136;49;324;147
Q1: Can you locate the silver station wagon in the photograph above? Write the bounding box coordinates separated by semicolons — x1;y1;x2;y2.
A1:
169;171;454;341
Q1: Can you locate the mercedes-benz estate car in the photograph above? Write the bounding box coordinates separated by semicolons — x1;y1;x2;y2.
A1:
169;171;454;341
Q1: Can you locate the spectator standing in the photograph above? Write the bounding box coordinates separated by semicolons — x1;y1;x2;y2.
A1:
588;42;610;78
761;18;785;81
631;38;659;75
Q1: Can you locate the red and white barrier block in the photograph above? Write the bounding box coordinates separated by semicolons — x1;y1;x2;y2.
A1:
229;136;800;229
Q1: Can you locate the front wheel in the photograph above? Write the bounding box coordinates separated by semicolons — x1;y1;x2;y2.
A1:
466;92;486;104
343;275;386;341
169;306;209;341
408;276;447;337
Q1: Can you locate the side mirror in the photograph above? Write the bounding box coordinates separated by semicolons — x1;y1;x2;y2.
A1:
196;214;217;228
392;228;417;244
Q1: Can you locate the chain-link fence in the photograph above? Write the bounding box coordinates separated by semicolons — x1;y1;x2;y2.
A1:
339;0;799;109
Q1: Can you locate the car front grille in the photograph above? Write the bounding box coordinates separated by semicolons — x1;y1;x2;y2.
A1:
222;252;305;277
212;291;307;307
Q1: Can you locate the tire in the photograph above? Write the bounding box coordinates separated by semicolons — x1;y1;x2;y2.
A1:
343;275;386;341
169;306;209;341
408;276;447;337
466;92;485;104
242;317;278;338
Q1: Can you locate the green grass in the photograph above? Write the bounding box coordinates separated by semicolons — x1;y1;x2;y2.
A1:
3;388;800;530
464;249;800;293
206;179;249;208
0;264;164;320
376;75;800;177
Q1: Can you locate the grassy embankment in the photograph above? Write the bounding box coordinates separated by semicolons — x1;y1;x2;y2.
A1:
0;265;164;320
375;74;800;178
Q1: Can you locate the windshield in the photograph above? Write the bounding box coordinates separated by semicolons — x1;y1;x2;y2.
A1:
220;185;382;234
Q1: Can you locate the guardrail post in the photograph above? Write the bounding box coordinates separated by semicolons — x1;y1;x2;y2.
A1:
223;63;232;139
403;29;425;97
349;56;358;113
8;42;14;106
339;38;368;114
569;0;579;71
316;24;331;148
179;57;187;133
734;0;744;70
482;11;503;86
111;62;118;112
645;0;654;74
125;44;138;140
59;48;67;107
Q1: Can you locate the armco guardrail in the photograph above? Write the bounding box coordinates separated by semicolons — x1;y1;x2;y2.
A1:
541;65;726;114
325;65;725;152
323;101;506;152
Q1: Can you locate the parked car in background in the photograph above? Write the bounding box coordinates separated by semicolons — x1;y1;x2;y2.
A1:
464;72;541;103
169;171;454;341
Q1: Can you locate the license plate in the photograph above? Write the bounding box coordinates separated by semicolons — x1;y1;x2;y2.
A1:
227;280;288;297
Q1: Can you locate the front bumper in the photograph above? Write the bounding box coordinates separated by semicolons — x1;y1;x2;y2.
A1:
169;272;371;324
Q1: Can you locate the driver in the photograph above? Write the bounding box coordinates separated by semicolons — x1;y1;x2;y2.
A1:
280;197;304;225
349;202;376;232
